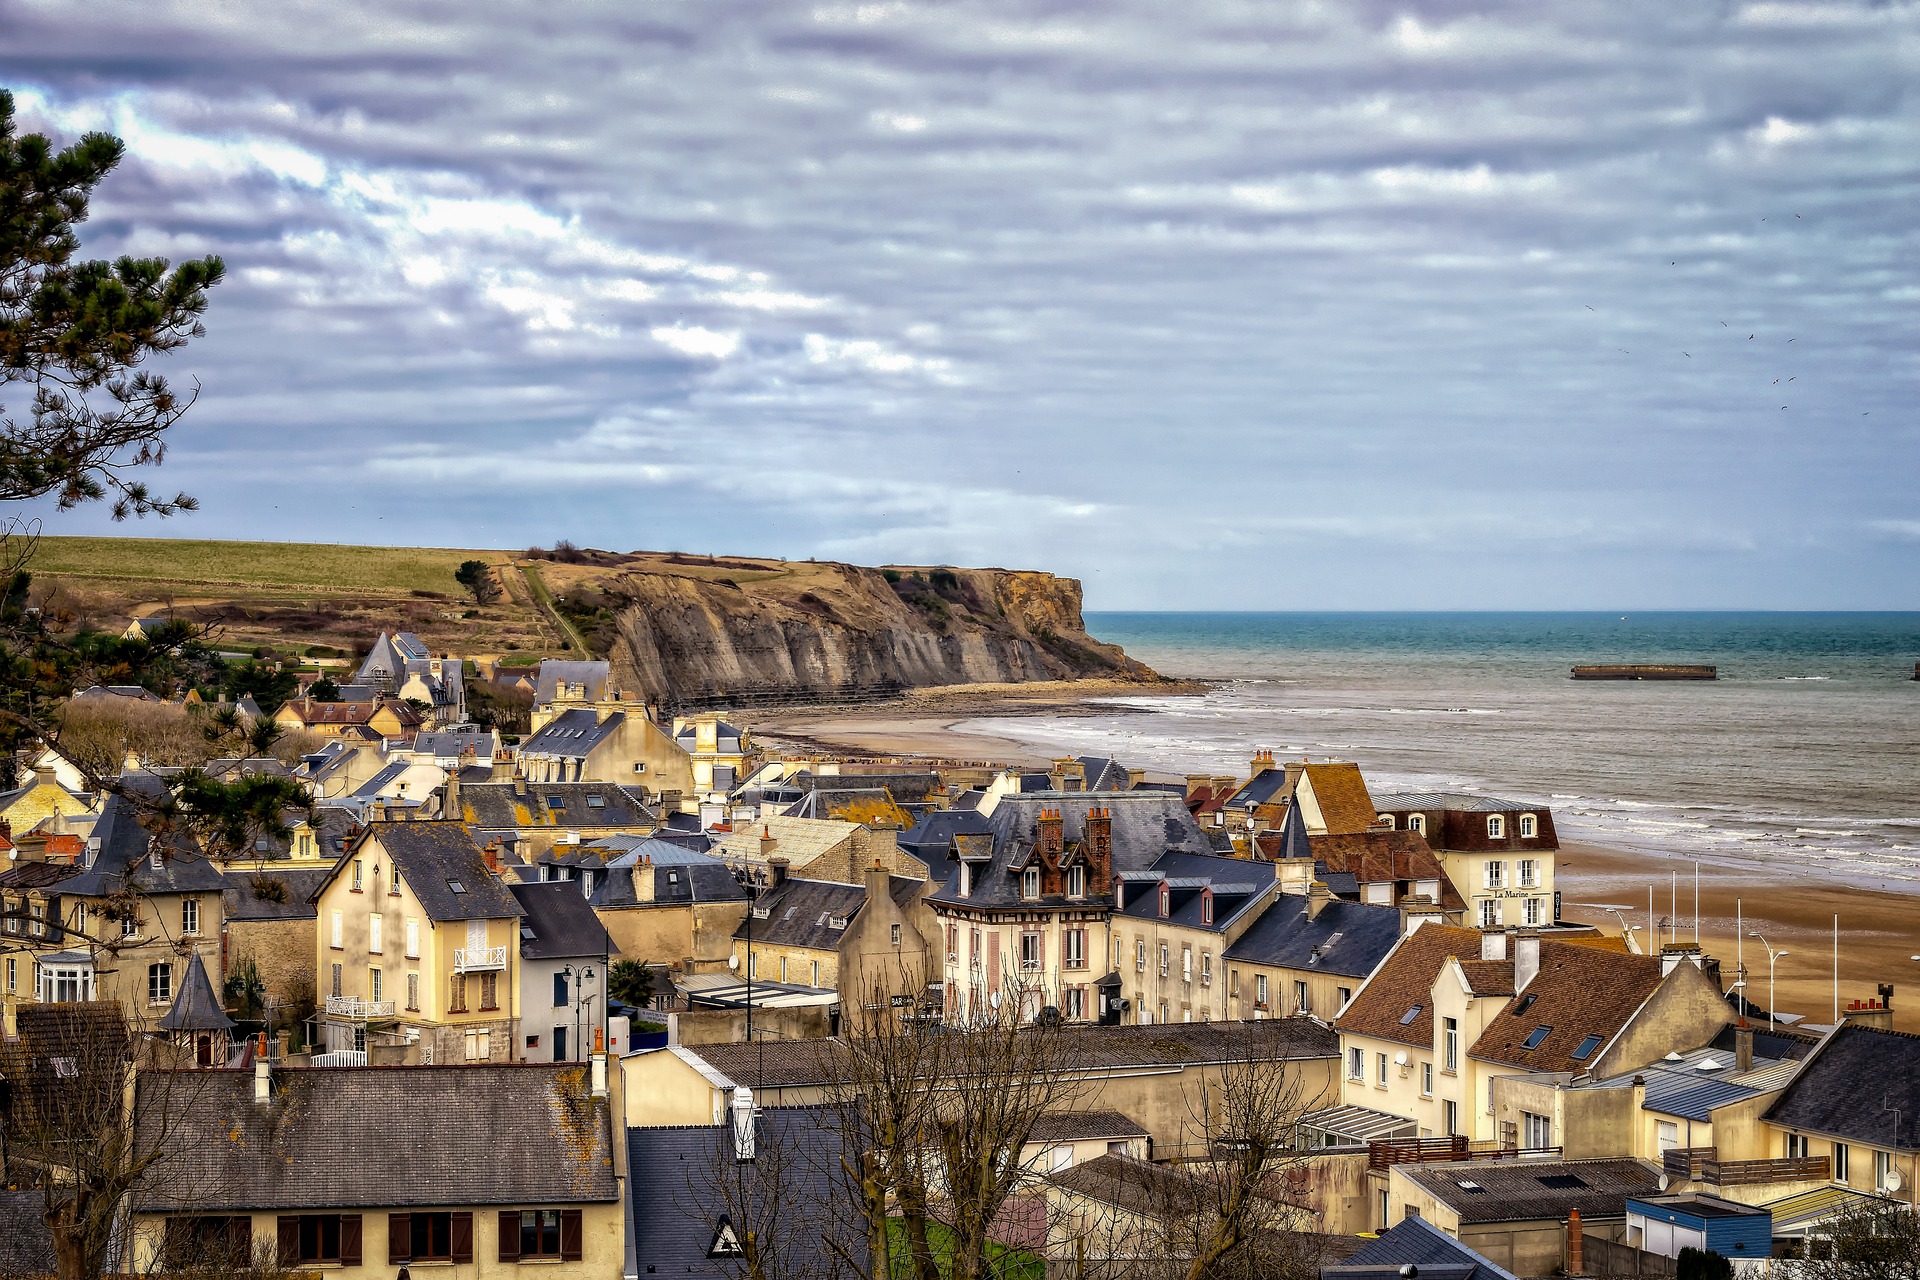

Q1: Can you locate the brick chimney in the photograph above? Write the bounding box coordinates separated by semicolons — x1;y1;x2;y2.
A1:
1567;1209;1583;1276
1083;807;1112;884
481;840;501;874
1036;809;1065;860
1249;749;1275;778
760;828;778;861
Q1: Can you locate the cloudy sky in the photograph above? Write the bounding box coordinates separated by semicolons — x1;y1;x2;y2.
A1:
7;0;1917;608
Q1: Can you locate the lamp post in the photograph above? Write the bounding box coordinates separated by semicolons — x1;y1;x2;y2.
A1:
558;964;597;1061
1749;932;1789;1022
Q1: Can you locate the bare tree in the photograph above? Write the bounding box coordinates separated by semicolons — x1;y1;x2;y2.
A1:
1794;1195;1920;1280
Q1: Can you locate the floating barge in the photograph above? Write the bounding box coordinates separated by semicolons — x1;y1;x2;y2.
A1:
1572;664;1717;681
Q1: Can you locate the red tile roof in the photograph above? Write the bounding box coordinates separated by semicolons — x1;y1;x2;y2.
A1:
1468;942;1664;1072
1334;924;1485;1048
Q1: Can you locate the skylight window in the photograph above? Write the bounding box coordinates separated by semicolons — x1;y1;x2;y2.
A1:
1572;1034;1604;1061
1514;993;1538;1016
1535;1174;1588;1190
1399;1004;1424;1026
587;795;606;809
1455;1181;1484;1192
448;880;466;894
1521;1025;1553;1050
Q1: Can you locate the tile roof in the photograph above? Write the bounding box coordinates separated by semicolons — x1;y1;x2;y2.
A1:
133;1065;618;1210
223;868;334;921
510;880;619;960
1309;831;1447;886
1298;762;1380;835
1395;1157;1662;1224
282;698;423;728
1765;1023;1920;1150
1335;923;1486;1047
1222;893;1404;979
0;1190;56;1275
347;822;525;923
1468;943;1663;1072
1329;1214;1520;1280
1028;1110;1150;1143
713;815;861;866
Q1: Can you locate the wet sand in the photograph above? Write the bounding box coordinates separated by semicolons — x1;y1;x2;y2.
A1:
754;683;1920;1032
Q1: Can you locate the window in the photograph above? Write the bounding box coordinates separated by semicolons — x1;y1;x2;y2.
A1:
4;957;11;992
365;968;381;1003
403;1212;455;1261
1443;1017;1459;1072
1347;1047;1363;1080
1201;951;1212;984
1065;929;1085;969
73;902;87;935
29;901;44;937
449;973;468;1013
1022;867;1040;900
1487;816;1505;840
1338;986;1353;1008
1834;1142;1849;1183
1182;947;1192;983
405;918;419;958
331;963;343;998
1521;1025;1553;1051
1518;859;1538;887
810;960;819;986
1523;1112;1552;1149
1020;932;1043;971
586;794;605;809
891;923;902;946
1443;1100;1459;1137
1519;815;1537;839
1875;1150;1894;1189
1067;866;1085;899
779;957;788;982
1523;897;1543;926
1230;969;1240;999
1377;814;1394;829
406;973;419;1012
1484;860;1506;888
293;1215;351;1265
368;913;382;954
391;871;402;897
1256;974;1268;1006
1159;943;1170;976
464;1029;491;1061
1422;1062;1433;1096
518;1210;563;1259
748;953;757;979
1295;980;1310;1013
1158;884;1170;918
1376;1052;1388;1086
1479;899;1501;929
181;898;200;936
1572;1033;1604;1061
1136;939;1147;972
1409;814;1426;835
946;923;957;960
148;962;173;1005
479;971;498;1010
330;909;343;949
1658;1120;1679;1153
554;973;569;1008
1201;894;1214;925
122;911;139;939
352;860;363;891
1786;1133;1808;1159
1066;986;1086;1020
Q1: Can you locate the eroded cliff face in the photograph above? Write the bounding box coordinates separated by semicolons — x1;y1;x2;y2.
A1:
597;560;1156;706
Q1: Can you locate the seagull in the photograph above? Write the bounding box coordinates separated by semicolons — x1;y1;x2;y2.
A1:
1788;338;1795;342
1684;352;1691;357
1774;379;1780;384
1585;305;1595;311
1721;321;1729;327
1795;213;1801;218
1789;377;1795;381
1749;335;1756;340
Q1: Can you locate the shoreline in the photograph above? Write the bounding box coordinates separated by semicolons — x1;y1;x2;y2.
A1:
751;680;1919;1033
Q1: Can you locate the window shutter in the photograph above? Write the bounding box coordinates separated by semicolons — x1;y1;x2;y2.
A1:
277;1217;299;1267
388;1214;411;1265
559;1209;582;1262
450;1211;473;1264
340;1214;363;1267
498;1211;521;1262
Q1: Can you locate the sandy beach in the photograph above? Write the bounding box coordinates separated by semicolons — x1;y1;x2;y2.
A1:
755;683;1920;1033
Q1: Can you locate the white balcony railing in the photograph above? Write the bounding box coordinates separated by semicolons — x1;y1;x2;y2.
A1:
454;945;507;972
311;1050;369;1067
324;995;395;1019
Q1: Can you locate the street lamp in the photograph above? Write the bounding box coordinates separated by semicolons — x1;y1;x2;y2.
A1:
558;964;597;1061
1749;932;1789;1022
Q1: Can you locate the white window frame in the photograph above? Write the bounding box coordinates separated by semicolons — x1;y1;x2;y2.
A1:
183;899;201;936
148;962;173;1006
405;918;420;959
1065;929;1085;969
368;913;383;955
1484;860;1506;889
1256;973;1269;1006
1022;867;1040;900
1487;815;1505;840
1136;939;1147;972
1523;1111;1552;1149
330;909;344;949
1347;1047;1363;1081
1523;897;1543;927
1479;899;1501;929
1518;814;1537;839
1444;1017;1460;1072
1409;813;1425;835
1067;866;1085;899
1518;858;1538;888
1422;1061;1433;1096
1377;1052;1388;1086
1020;931;1044;971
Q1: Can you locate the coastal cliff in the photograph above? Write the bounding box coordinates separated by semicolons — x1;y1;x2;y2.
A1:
569;557;1156;707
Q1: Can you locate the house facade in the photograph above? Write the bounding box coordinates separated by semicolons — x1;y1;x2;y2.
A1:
1108;851;1279;1025
1370;793;1560;930
732;861;936;1010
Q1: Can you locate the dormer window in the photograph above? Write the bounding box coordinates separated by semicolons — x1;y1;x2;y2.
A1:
1067;866;1085;899
1518;814;1537;839
1409;814;1426;836
1487;815;1506;840
1022;867;1041;900
1201;893;1214;926
1158;885;1170;919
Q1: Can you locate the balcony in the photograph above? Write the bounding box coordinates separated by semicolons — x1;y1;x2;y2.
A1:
453;945;507;972
325;995;395;1019
1662;1147;1830;1187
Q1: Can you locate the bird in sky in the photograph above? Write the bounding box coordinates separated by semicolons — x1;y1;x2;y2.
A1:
1585;305;1595;311
1684;352;1691;357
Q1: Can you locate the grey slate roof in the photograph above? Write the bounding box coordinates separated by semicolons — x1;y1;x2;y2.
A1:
1222;893;1404;978
459;782;656;833
154;953;236;1033
510;880;618;961
731;875;919;950
1326;1214;1519;1280
1370;792;1538;813
1028;1110;1150;1143
224;868;334;921
413;727;500;760
1074;756;1132;793
337;822;525;923
1224;768;1290;810
588;841;747;908
0;1190;56;1275
1115;850;1272;934
1576;1045;1799;1122
1395;1157;1662;1224
627;1109;859;1279
59;781;228;898
133;1065;618;1211
536;660;610;705
520;707;624;760
1765;1023;1920;1150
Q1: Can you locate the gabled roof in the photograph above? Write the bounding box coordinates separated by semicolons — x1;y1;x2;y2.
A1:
1296;762;1379;835
712;816;860;866
731;875;919;951
280;698;424;728
510;880;618;960
588;842;746;908
1113;850;1272;933
154;953;236;1033
1335;923;1486;1047
223;868;334;921
1028;1110;1150;1143
520;708;624;760
1371;792;1541;813
1469;944;1663;1072
1222;894;1403;979
536;660;610;705
133;1065;618;1211
57;782;228;898
1764;1023;1920;1150
1394;1157;1661;1224
928;792;1215;910
338;822;524;923
1224;767;1291;811
782;788;911;827
1328;1214;1520;1280
1309;831;1447;886
457;782;656;832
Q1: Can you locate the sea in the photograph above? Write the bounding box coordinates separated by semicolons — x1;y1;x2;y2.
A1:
959;612;1920;893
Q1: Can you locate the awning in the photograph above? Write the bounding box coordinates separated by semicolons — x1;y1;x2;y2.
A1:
1300;1103;1419;1145
681;976;838;1010
1761;1186;1897;1238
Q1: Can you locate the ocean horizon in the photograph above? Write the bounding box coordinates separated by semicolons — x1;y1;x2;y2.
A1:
960;611;1920;892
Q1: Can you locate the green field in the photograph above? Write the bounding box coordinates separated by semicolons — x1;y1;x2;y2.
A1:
30;536;513;596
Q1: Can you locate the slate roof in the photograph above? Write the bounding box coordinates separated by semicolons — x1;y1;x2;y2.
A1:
133;1065;619;1210
627;1109;859;1280
1114;850;1273;934
1028;1110;1150;1143
732;875;919;950
457;782;656;832
536;660;611;704
0;859;81;890
900;807;991;887
1575;1043;1799;1122
1074;756;1133;792
520;708;625;760
510;880;618;961
1765;1023;1920;1150
0;1190;56;1275
413;728;501;760
1222;893;1403;979
57;782;228;898
337;822;524;923
224;868;334;921
1335;924;1486;1047
589;842;746;908
1371;792;1540;813
1469;944;1663;1072
1395;1157;1661;1224
928;792;1215;911
154;953;236;1033
1326;1214;1519;1280
1224;768;1291;811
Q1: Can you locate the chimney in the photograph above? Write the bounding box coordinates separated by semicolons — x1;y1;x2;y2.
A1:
1567;1209;1583;1277
769;855;789;888
865;859;892;928
444;769;462;821
491;752;515;783
253;1057;272;1105
1273;855;1313;897
1514;931;1541;993
1306;880;1332;923
1249;749;1275;778
513;771;527;797
482;840;501;874
1037;809;1065;859
1184;774;1211;800
731;1086;756;1163
760;828;779;861
1481;931;1509;961
32;764;56;788
1734;1023;1754;1073
1083;807;1113;884
590;1033;608;1098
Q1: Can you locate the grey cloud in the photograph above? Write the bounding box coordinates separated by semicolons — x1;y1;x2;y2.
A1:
3;0;1916;606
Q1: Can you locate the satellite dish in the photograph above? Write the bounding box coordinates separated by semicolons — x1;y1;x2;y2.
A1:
1657;1173;1670;1191
1885;1169;1905;1193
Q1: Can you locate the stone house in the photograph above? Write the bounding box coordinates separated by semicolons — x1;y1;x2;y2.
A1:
711;814;925;890
450;775;661;860
580;838;749;972
1371;792;1561;930
274;698;425;740
129;1060;622;1278
311;821;525;1063
508;880;617;1064
221;866;332;1027
731;860;935;1010
514;705;695;794
1107;850;1280;1026
1221;888;1407;1025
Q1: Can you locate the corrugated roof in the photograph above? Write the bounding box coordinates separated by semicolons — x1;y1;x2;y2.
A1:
1300;1103;1419;1143
1331;1214;1520;1280
1396;1157;1662;1224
